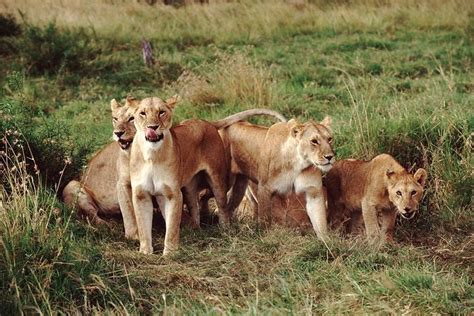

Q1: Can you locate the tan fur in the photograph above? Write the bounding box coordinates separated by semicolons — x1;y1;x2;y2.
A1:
62;142;120;224
211;108;287;128
62;97;140;225
130;96;231;255
62;97;205;229
326;154;428;242
111;97;140;239
243;182;313;232
62;100;287;232
220;117;335;239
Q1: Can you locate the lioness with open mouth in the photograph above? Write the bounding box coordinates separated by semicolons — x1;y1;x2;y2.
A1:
111;97;140;239
326;154;427;243
220;117;335;239
62;98;138;225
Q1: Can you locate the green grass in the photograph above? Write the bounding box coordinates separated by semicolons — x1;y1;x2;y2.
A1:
0;0;473;313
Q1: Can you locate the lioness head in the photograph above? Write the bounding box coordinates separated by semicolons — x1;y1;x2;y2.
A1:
133;95;180;146
386;168;427;219
111;97;139;150
290;116;335;173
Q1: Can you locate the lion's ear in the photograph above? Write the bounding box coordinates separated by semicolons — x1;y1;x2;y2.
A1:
414;168;427;187
290;122;304;138
125;96;139;108
320;116;332;129
386;169;395;178
166;95;181;109
111;99;121;111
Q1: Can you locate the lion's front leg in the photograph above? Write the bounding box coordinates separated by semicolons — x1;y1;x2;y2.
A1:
305;189;328;240
117;181;138;240
162;190;183;256
132;186;154;254
361;199;381;242
295;169;327;240
380;209;397;243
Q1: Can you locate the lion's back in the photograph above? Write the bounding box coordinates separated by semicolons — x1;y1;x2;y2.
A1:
82;142;119;211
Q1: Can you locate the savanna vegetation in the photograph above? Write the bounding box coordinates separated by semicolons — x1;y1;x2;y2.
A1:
0;0;472;313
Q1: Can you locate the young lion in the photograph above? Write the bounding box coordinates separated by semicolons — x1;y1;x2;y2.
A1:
326;154;427;242
220;117;335;239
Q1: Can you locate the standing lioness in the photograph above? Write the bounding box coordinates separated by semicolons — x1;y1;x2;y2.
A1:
220;117;335;239
326;154;428;242
130;96;232;255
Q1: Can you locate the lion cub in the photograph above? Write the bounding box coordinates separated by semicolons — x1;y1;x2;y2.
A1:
220;117;335;239
326;154;427;242
130;96;231;255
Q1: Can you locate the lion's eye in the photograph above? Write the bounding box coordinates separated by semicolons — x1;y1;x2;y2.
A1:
128;117;134;122
327;137;333;143
311;139;319;145
159;110;166;116
112;117;117;121
411;190;417;196
140;111;146;116
396;191;402;196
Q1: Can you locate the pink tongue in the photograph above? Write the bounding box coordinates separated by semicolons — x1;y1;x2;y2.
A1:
146;128;158;140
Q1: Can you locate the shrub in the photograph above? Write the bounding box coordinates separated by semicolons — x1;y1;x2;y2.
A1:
0;14;21;56
0;13;21;37
1;73;92;189
18;22;99;75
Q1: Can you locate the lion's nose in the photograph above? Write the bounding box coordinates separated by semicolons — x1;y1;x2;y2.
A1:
114;131;124;138
147;125;159;130
324;154;334;161
404;207;411;212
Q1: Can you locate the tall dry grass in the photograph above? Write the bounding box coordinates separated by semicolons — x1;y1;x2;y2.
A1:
1;0;472;43
172;52;276;107
0;136;132;313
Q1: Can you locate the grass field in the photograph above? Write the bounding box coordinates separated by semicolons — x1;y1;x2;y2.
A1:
0;0;473;314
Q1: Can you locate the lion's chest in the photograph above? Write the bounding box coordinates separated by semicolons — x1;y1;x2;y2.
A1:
271;169;299;194
138;163;178;197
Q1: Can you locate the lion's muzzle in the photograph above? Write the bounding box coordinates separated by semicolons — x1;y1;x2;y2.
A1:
118;138;133;150
400;207;415;219
145;126;164;143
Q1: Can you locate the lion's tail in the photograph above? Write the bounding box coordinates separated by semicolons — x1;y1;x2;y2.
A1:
211;108;287;129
